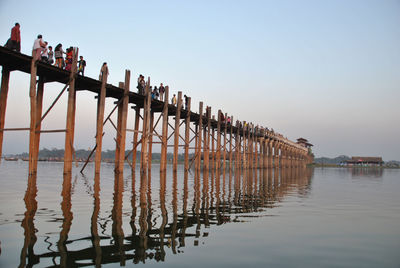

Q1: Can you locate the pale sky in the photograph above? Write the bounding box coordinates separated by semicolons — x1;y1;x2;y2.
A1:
0;0;399;161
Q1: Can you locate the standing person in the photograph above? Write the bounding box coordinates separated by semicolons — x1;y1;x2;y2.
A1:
47;46;54;64
78;56;86;76
32;34;45;61
159;83;165;101
140;75;146;94
171;94;177;105
184;95;188;110
41;41;49;62
136;75;143;94
64;47;73;71
10;23;21;52
99;62;109;81
154;86;159;100
54;43;65;68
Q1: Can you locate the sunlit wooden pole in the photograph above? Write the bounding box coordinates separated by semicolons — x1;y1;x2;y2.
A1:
63;48;78;174
173;91;182;172
160;86;169;173
0;68;10;162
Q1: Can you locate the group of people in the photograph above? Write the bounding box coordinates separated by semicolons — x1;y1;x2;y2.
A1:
137;75;167;101
4;23;86;75
33;35;86;75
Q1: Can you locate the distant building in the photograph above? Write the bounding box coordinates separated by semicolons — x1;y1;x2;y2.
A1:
297;138;314;164
345;156;384;167
296;138;313;149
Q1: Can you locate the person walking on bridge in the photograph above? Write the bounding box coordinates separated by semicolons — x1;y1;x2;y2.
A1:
32;34;46;61
159;83;165;101
171;94;177;105
10;23;21;52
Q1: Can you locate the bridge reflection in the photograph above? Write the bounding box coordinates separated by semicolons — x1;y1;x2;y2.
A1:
20;167;313;267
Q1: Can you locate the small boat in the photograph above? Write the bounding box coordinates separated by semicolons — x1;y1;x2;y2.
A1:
4;157;19;161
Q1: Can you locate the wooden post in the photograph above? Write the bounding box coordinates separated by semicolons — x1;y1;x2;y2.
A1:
196;102;203;171
216;110;221;171
234;121;239;170
173;91;182;172
32;78;44;170
184;97;191;171
140;77;151;175
222;113;227;172
229;116;233;171
194;123;199;171
203;107;211;173
94;58;108;174
63;48;78;174
211;115;215;172
131;107;140;173
254;129;259;169
28;51;38;175
248;124;253;169
268;140;273;168
259;135;263;170
274;142;280;168
160;86;169;173
242;121;247;170
0;68;10;162
263;138;269;169
148;111;154;173
116;70;130;173
115;82;124;171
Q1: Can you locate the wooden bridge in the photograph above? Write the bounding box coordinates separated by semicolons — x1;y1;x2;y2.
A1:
0;46;312;176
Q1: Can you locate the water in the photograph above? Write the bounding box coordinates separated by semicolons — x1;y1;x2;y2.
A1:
0;162;399;267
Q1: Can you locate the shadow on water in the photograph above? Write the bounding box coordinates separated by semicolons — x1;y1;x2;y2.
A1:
18;166;313;267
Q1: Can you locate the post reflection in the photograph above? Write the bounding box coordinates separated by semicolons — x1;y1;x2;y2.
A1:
18;166;313;266
111;171;125;265
89;173;102;267
58;173;73;268
19;174;38;268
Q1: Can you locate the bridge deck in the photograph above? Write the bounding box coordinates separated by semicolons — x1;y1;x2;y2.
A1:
0;45;306;146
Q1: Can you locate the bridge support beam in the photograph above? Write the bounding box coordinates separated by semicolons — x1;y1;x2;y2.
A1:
115;82;125;171
32;78;44;171
28;52;38;175
131;107;140;173
184;97;191;172
94;60;108;174
0;68;10;162
114;70;130;173
140;78;151;175
173;91;182;173
63;48;78;174
222;113;227;172
148;112;154;174
216;110;222;172
203;106;210;173
195;102;203;172
229;116;233;171
160;86;169;173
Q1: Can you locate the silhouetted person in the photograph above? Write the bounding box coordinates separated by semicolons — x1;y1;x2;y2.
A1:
171;94;176;105
78;56;86;76
99;62;109;81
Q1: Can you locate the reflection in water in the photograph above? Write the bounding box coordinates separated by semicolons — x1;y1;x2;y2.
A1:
58;173;74;268
19;174;38;268
350;167;384;178
18;166;313;266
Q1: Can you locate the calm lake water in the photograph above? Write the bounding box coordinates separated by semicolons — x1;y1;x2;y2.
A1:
0;162;399;267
